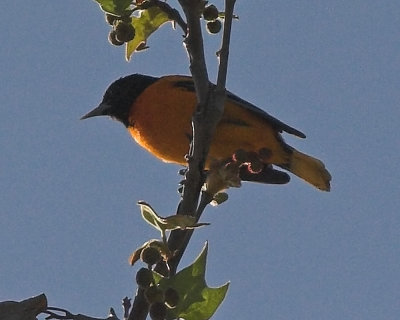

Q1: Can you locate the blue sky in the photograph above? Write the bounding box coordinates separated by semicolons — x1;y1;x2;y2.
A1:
1;1;399;319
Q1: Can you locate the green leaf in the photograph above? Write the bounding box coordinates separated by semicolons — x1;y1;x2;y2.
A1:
138;201;209;235
126;7;172;60
93;0;132;16
139;201;163;231
156;243;229;320
162;215;210;230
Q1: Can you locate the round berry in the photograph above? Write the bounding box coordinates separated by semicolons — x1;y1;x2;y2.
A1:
249;160;263;173
108;30;124;46
140;246;162;266
203;4;219;21
247;152;263;173
149;302;167;320
206;20;222;34
135;267;153;288
233;149;248;164
145;285;164;304
115;21;135;42
164;287;179;308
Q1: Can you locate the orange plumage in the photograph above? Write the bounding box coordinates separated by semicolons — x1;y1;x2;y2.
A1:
82;74;331;191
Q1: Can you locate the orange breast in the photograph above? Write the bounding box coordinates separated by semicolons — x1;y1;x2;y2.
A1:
127;76;289;167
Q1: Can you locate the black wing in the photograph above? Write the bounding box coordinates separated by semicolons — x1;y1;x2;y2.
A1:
173;78;306;138
226;91;306;138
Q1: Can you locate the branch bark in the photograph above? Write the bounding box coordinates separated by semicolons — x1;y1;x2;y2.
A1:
167;0;237;275
0;294;47;320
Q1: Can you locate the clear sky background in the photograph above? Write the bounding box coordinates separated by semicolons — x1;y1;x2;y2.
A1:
1;1;399;319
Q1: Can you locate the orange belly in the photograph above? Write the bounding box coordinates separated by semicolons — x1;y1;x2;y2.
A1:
127;76;290;167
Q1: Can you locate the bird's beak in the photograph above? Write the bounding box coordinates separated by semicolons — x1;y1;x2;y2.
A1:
80;103;112;120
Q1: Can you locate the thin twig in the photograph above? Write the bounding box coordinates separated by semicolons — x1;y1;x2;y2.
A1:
122;297;131;320
216;0;236;91
162;191;214;274
44;307;117;320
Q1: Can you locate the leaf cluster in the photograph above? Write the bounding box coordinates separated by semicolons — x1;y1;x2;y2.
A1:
153;243;229;320
127;202;227;319
94;0;175;60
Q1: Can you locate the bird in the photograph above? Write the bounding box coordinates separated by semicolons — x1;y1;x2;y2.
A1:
81;74;331;191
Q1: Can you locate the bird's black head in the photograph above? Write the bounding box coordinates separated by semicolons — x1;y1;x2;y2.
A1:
81;74;159;127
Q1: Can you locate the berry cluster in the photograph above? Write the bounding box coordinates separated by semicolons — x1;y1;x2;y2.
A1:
232;148;271;174
202;4;222;34
105;14;135;46
135;246;180;320
203;148;272;196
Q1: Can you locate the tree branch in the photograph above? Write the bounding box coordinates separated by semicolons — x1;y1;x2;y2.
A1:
167;0;237;274
0;294;47;320
129;1;236;319
216;0;236;90
162;0;214;277
128;288;148;320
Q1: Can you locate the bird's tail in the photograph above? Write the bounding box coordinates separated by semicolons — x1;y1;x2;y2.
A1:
279;149;332;191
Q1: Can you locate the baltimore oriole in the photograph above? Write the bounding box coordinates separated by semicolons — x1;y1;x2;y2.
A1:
81;74;331;191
